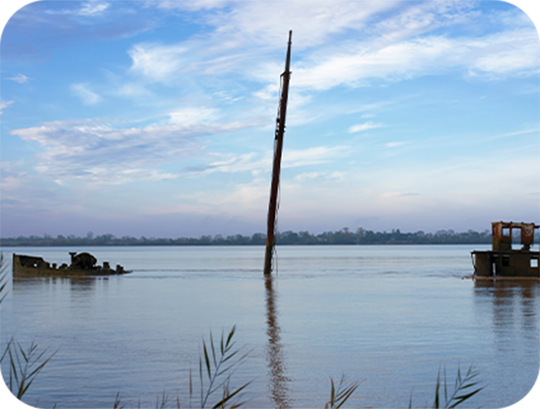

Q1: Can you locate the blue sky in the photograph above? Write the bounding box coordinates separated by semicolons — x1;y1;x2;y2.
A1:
0;0;539;238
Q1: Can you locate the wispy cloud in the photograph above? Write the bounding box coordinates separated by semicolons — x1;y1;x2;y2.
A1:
128;43;187;82
385;141;409;148
117;0;538;121
293;39;446;90
284;146;351;168
468;29;540;77
46;1;110;16
78;1;110;16
349;121;385;133
366;0;478;47
9;118;256;184
0;100;14;115
191;145;351;177
2;0;538;237
150;0;232;12
202;152;270;176
292;29;539;91
7;73;29;83
152;0;403;48
168;107;219;125
293;171;326;181
293;171;344;182
71;83;102;105
114;82;152;97
488;128;540;141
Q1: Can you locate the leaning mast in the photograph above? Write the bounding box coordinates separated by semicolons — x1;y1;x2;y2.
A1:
264;31;292;275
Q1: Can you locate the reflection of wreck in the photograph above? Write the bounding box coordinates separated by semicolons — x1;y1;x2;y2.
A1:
12;252;131;277
472;222;539;279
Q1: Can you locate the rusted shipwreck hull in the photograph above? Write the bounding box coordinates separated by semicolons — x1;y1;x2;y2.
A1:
472;222;539;280
13;252;131;278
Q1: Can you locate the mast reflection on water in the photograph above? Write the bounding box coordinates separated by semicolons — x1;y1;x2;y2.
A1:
265;275;292;408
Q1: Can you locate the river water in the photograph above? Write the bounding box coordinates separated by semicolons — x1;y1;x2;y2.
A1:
1;245;538;408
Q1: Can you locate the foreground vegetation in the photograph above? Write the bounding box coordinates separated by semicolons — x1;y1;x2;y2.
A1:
2;326;482;409
0;227;497;247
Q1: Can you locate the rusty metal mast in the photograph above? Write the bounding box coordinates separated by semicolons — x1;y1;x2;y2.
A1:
264;30;292;275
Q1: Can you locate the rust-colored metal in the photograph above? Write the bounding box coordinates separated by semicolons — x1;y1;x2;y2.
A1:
264;31;292;275
472;221;540;280
491;221;539;251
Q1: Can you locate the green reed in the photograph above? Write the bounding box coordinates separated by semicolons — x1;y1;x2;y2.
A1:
432;365;483;409
188;329;482;409
0;253;58;401
195;325;251;409
1;338;57;400
324;375;360;409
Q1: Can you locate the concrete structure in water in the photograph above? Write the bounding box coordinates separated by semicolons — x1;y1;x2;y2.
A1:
472;221;539;279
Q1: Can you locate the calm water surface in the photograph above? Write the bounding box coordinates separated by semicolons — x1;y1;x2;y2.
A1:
1;245;539;408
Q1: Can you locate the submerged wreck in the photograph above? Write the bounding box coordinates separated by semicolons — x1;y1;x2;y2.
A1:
264;31;292;275
12;252;131;277
472;222;539;280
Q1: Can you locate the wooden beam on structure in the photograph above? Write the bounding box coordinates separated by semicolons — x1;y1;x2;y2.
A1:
264;31;292;275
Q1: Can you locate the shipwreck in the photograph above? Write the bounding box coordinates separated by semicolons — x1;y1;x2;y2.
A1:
264;30;292;275
471;221;539;280
12;252;131;277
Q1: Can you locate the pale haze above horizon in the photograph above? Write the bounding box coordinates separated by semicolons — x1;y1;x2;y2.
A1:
1;0;539;239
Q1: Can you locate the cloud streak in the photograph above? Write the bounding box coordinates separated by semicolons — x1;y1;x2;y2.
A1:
118;0;539;123
7;73;29;83
128;43;188;82
292;29;539;91
71;83;102;105
9;118;257;184
152;0;404;48
45;1;110;16
190;145;351;177
0;100;14;115
349;122;385;133
1;0;538;237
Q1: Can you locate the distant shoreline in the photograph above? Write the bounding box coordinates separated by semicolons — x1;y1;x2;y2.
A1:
0;228;513;247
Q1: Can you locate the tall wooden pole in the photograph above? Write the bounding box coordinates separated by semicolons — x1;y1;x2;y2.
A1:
264;31;292;275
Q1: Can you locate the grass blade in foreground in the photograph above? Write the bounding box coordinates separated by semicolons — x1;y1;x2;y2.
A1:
1;339;58;400
409;365;483;409
196;326;250;409
324;375;360;409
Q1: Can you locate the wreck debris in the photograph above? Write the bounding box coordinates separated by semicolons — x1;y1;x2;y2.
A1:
264;30;292;275
471;221;539;279
12;252;131;277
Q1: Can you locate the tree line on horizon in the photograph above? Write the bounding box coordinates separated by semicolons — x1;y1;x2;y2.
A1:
0;227;500;247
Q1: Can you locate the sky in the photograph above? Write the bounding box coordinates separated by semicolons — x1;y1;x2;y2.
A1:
0;0;539;239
